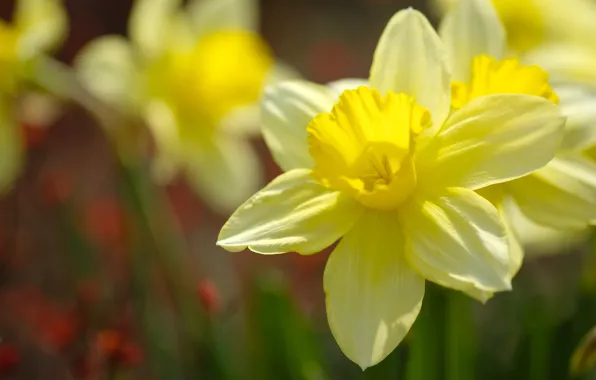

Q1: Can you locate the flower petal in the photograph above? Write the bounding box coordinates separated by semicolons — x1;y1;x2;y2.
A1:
556;83;596;152
75;36;139;110
500;201;524;280
401;187;511;301
505;199;589;256
416;94;565;192
370;8;451;131
524;44;596;87
129;0;182;59
185;135;262;213
324;210;424;369
439;0;505;82
188;0;257;36
507;154;596;230
261;80;336;171
218;169;364;254
326;78;369;97
14;0;67;57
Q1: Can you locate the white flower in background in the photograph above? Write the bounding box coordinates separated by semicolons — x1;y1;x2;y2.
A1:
0;0;67;193
76;0;296;212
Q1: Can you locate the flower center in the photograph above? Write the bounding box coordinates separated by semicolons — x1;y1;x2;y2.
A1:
491;0;544;52
451;54;558;109
145;30;273;135
307;87;431;211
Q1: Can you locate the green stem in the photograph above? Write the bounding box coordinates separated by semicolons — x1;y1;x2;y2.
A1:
529;325;551;380
29;56;145;164
31;56;233;379
405;284;444;380
445;290;476;380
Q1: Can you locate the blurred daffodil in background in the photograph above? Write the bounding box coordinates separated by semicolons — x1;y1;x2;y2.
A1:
218;8;566;369
76;0;293;212
0;0;67;193
439;0;596;275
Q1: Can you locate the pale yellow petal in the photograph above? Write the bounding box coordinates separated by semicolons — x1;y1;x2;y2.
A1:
14;0;67;57
504;199;589;257
524;44;596;86
555;83;596;152
267;60;302;85
185;135;262;213
129;0;182;59
218;169;364;254
507;154;596;230
75;36;139;110
439;0;505;82
324;209;424;369
370;8;451;131
326;78;369;97
188;0;257;36
401;187;511;301
261;80;336;171
217;105;260;137
499;200;524;280
416;94;565;192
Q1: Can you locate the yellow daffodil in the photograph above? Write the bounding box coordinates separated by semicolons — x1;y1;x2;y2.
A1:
76;0;294;212
0;0;67;192
440;0;596;271
217;8;565;368
434;0;596;53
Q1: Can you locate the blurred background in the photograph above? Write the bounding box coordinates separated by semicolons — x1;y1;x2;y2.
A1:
1;0;596;379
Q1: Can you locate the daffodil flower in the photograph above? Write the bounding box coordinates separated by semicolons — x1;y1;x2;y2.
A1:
0;0;67;193
441;0;596;271
76;0;294;212
435;0;596;54
217;8;565;368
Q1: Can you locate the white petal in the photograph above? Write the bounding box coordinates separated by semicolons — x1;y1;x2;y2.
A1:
499;200;524;280
556;83;596;152
504;199;589;257
370;8;451;131
326;78;369;97
74;36;139;110
439;0;505;82
524;43;596;86
261;80;336;171
188;0;258;36
14;0;67;57
324;210;424;369
185;135;262;213
129;0;182;59
267;60;302;85
401;187;511;300
416;94;565;192
218;169;364;254
507;154;596;230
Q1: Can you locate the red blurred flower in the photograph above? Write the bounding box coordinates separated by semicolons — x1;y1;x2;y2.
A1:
95;329;142;366
1;288;80;351
84;198;128;248
0;344;19;372
38;310;79;351
197;279;221;314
